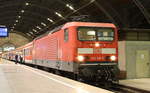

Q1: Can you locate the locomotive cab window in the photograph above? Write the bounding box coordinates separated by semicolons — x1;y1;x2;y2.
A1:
64;29;69;42
77;27;114;41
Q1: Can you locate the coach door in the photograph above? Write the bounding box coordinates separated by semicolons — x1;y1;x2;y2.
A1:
136;50;150;78
23;49;25;62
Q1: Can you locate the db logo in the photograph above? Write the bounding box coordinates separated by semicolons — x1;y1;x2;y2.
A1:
94;49;101;54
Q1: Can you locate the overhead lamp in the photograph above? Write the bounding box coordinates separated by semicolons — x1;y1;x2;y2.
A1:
66;4;70;7
32;29;37;32
21;10;25;13
41;22;46;26
55;12;63;18
47;18;54;23
36;26;41;29
12;26;14;29
14;24;16;26
29;31;33;34
18;16;21;18
15;20;18;22
66;4;75;11
27;33;31;36
25;2;29;6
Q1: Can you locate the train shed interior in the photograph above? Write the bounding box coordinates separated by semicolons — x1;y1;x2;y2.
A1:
0;0;150;93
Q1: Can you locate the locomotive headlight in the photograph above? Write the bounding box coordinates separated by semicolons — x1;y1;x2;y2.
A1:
77;55;84;62
95;43;100;47
110;56;116;61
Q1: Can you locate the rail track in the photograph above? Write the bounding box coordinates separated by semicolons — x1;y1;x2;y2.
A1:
109;84;150;93
23;63;150;93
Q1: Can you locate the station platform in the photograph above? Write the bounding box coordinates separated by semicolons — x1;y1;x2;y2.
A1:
119;78;150;92
0;59;113;93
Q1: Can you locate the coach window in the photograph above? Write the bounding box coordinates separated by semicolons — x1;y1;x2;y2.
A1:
64;29;69;42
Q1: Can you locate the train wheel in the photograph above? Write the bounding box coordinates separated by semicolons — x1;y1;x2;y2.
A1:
43;67;50;72
74;74;83;82
55;70;61;75
73;74;77;80
34;65;38;69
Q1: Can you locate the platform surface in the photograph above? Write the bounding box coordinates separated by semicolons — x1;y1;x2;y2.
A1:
0;59;113;93
120;78;150;91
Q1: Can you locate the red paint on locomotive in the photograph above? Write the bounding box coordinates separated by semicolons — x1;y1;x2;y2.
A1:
3;22;119;83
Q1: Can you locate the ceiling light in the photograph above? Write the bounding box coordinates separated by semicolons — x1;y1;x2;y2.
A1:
55;12;63;18
21;10;25;13
18;16;21;18
15;20;18;22
14;24;16;26
66;4;75;10
33;29;37;32
29;32;33;34
47;18;54;22
41;22;46;26
27;33;31;36
36;26;41;29
25;2;29;6
12;26;14;29
66;4;70;7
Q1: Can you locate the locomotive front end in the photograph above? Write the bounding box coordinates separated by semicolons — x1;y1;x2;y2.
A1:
75;26;119;83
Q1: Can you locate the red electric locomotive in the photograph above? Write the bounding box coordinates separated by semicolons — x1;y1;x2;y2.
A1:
3;22;119;84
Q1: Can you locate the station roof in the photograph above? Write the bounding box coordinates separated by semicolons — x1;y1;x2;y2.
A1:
0;0;150;39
